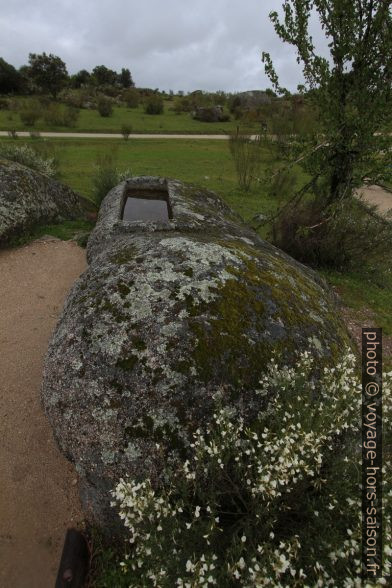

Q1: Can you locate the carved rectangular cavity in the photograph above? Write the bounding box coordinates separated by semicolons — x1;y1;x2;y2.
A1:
121;188;172;222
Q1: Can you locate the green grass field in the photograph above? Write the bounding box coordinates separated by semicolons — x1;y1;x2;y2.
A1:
1;135;391;346
26;137;284;221
0;100;249;134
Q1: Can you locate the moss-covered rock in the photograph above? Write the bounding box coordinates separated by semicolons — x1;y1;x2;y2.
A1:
42;176;351;532
0;158;93;245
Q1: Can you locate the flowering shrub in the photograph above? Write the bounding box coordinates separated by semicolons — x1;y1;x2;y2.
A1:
112;351;392;587
0;143;56;177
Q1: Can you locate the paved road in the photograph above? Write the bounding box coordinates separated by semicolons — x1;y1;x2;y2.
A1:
0;131;232;140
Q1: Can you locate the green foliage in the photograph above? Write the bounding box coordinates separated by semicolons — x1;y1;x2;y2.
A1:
6;219;94;249
59;89;86;108
62;105;79;127
70;69;91;89
321;269;392;337
270;187;392;272
28;52;68;99
119;68;134;89
41;103;79;127
97;96;113;117
262;1;392;203
42;103;62;126
267;167;298;204
91;153;119;205
0;99;245;134
0;57;24;94
92;65;118;87
123;88;139;108
121;123;132;140
19;99;41;126
110;351;392;586
228;131;263;191
144;95;164;115
0;143;57;177
88;530;131;588
91;152;131;206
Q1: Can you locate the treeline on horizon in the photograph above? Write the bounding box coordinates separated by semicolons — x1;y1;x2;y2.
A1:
0;52;322;135
0;53;135;97
0;51;282;100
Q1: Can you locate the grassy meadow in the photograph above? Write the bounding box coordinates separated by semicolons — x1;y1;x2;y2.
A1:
1;135;391;356
0;100;246;134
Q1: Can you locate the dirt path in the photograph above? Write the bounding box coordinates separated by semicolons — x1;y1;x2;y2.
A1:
357;184;392;214
0;237;87;588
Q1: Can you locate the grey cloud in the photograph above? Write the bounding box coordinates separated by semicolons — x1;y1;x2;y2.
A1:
0;0;317;92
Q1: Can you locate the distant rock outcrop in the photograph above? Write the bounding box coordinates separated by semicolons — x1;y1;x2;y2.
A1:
0;158;93;245
235;90;273;108
192;105;229;122
42;177;350;532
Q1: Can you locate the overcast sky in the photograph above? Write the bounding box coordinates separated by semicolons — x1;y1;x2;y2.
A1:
0;0;322;93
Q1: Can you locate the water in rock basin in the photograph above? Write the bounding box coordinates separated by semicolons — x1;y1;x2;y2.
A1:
121;189;172;222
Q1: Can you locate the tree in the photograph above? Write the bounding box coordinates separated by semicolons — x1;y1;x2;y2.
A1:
28;52;68;99
70;69;91;88
92;65;118;87
0;57;24;93
262;1;392;205
119;68;134;88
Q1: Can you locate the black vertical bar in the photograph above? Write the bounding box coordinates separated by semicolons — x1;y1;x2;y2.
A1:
55;529;89;588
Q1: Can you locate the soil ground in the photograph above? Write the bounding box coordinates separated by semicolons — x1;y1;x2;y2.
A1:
357;183;392;215
0;237;86;588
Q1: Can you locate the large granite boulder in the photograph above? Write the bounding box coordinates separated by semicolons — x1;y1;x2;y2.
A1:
192;105;228;122
42;177;350;531
0;158;93;245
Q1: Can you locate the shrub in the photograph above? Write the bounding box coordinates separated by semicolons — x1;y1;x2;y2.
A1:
123;88;139;108
92;153;132;206
41;103;79;127
43;103;65;126
267;167;298;204
0;143;56;177
144;95;164;115
270;188;392;272
19;100;41;126
97;96;113;117
7;129;17;139
59;89;85;108
62;106;79;127
0;98;9;110
111;350;392;586
228;131;263;191
171;97;192;114
121;124;132;140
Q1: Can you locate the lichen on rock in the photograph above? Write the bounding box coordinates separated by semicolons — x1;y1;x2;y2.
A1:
42;176;351;532
0;158;93;245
